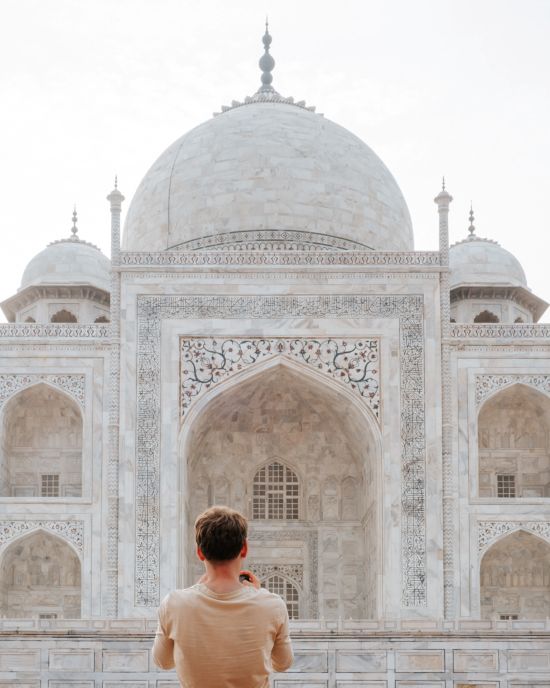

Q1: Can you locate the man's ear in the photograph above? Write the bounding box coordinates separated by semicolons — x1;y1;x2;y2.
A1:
240;540;248;559
196;546;206;562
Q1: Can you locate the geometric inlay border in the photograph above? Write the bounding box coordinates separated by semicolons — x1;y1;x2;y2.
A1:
180;337;380;421
478;520;550;555
0;519;84;554
0;373;85;409
475;373;550;407
136;294;426;609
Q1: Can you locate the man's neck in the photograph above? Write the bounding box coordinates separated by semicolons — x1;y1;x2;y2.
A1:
201;559;243;594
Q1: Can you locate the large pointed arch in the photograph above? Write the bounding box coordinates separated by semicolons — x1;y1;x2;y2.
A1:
179;356;382;620
477;382;550;499
0;382;83;497
0;528;81;619
480;529;550;620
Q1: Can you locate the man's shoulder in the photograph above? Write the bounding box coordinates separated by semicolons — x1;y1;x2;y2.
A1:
161;585;201;608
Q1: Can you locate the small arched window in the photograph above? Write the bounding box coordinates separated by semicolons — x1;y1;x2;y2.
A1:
474;310;499;323
253;461;299;520
51;309;77;323
94;315;110;323
24;316;36;323
263;574;299;619
514;317;525;323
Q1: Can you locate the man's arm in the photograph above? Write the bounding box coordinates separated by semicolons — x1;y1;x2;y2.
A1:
152;601;176;670
271;604;294;673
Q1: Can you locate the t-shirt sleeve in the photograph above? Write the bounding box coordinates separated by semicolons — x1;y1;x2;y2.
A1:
152;597;176;670
271;600;294;673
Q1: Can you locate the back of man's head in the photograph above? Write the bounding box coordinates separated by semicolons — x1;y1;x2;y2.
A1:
195;506;248;562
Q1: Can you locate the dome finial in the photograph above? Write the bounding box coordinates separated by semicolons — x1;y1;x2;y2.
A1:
468;202;476;238
442;176;446;191
71;205;79;239
258;18;276;93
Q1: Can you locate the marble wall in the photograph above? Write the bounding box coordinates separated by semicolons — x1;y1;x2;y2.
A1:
1;620;550;686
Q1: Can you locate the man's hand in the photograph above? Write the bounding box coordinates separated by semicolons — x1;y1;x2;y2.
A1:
239;569;261;589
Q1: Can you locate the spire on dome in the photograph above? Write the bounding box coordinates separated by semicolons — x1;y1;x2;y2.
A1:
468;202;476;238
257;19;278;95
70;206;79;240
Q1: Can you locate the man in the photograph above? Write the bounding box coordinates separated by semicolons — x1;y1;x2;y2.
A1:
152;505;294;687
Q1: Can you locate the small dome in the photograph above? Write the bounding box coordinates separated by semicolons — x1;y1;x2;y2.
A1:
122;101;414;252
20;239;111;292
449;236;527;289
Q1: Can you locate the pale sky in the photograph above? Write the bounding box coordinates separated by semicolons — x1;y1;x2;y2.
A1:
1;0;549;320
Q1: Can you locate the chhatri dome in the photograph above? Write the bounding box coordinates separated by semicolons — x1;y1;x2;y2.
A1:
449;206;527;289
122;25;413;252
20;209;110;293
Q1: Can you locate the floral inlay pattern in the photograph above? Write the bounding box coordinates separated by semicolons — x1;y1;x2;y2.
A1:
181;338;380;420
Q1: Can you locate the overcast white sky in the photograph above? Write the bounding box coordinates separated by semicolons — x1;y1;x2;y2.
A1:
1;0;549;320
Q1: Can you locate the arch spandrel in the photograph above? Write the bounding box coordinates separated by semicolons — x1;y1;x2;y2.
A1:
180;336;380;427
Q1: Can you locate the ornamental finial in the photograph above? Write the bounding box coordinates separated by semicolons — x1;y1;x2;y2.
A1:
442;176;446;191
71;205;79;239
258;18;275;93
468;202;476;237
114;175;118;189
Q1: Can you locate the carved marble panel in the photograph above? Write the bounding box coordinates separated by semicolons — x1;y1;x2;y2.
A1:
0;520;84;554
0;373;85;409
135;294;426;608
475;374;550;407
180;337;380;421
478;521;550;554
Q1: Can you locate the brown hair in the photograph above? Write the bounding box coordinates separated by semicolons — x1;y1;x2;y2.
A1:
194;506;248;562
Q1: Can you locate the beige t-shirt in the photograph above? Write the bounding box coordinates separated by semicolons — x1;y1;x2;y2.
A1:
152;583;293;688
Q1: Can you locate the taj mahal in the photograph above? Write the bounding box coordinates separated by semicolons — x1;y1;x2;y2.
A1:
1;25;550;687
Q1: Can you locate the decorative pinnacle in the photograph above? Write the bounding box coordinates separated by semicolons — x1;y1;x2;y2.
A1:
442;176;446;191
468;202;476;237
71;206;79;238
258;19;276;93
114;175;118;189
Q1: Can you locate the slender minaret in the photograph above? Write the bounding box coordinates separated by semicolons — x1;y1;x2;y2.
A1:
106;177;124;617
434;177;455;619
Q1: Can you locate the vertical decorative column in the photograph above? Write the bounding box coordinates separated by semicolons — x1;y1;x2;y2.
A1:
434;179;455;619
106;178;124;617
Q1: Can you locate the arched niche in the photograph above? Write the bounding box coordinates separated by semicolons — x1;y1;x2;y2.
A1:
0;383;83;497
0;530;81;618
181;360;381;620
51;309;77;323
474;310;499;323
478;384;550;498
480;530;550;620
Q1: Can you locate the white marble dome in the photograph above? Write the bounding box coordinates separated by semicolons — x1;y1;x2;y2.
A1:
449;236;527;288
122;101;414;252
21;239;111;292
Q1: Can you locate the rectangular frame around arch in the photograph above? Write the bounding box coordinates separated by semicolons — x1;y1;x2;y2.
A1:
135;294;426;608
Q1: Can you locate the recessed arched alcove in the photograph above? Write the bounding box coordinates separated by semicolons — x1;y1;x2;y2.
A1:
0;384;83;497
181;360;381;620
0;530;81;618
480;530;550;620
478;384;550;498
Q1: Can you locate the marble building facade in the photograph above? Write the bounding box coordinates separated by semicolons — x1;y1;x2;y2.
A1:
0;28;550;687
